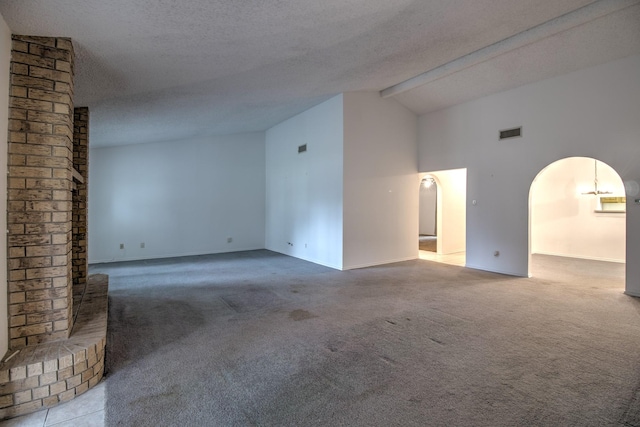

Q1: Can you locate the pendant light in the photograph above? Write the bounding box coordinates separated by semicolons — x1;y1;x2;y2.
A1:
581;159;612;196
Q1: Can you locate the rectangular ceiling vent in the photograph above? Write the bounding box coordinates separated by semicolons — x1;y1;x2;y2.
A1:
298;144;307;153
499;127;522;140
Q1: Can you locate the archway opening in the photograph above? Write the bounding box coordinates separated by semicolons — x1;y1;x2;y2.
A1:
529;157;626;287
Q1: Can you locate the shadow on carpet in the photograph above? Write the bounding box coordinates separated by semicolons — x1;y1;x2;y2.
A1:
96;250;639;426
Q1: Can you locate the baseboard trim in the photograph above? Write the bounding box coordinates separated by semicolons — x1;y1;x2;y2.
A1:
266;249;342;271
624;290;640;298
343;255;418;271
465;263;528;278
532;251;625;264
89;247;265;265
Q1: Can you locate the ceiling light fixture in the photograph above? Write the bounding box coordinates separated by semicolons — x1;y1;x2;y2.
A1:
421;176;435;188
582;159;612;196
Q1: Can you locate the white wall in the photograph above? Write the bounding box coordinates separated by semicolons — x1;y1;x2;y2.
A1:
343;92;418;269
265;95;344;269
89;133;266;263
419;180;436;235
431;169;466;255
417;54;640;295
0;14;11;357
531;157;625;262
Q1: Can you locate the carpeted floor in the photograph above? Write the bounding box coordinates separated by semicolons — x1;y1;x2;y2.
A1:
419;235;437;252
90;251;640;426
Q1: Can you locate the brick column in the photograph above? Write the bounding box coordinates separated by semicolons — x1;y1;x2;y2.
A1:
6;36;74;348
72;108;88;313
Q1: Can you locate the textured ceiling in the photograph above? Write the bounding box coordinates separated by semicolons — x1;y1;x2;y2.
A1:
391;2;640;115
0;0;638;147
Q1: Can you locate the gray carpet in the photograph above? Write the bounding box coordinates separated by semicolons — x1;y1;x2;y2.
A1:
90;251;640;426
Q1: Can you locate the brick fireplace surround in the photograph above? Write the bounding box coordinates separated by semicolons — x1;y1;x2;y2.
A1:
0;35;107;420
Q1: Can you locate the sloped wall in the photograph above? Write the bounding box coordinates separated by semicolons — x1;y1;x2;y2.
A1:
342;92;418;269
265;95;344;269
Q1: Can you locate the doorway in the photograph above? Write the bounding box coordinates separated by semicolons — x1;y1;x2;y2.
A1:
419;175;437;252
528;157;626;282
419;168;467;266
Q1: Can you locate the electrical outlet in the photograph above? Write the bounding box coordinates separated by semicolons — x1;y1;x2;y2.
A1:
227;237;232;243
119;243;124;250
140;242;145;248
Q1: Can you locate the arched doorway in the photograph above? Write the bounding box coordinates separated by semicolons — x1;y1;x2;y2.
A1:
528;157;626;285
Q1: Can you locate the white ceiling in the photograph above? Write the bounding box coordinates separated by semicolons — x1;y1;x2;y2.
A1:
0;0;638;147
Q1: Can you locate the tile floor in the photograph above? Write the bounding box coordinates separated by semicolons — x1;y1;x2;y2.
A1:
0;382;105;427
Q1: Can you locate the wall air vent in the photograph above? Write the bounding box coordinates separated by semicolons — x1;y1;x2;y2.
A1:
298;144;307;153
499;127;522;140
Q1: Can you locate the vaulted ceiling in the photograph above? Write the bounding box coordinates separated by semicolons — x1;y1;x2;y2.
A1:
0;0;638;147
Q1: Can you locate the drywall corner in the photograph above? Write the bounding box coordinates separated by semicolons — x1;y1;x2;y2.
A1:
0;14;12;356
342;92;418;269
265;94;344;269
